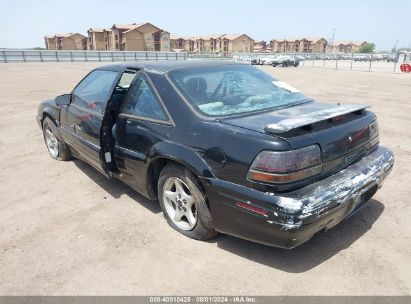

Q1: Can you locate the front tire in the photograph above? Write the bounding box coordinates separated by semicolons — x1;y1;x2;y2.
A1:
158;163;218;241
42;117;71;160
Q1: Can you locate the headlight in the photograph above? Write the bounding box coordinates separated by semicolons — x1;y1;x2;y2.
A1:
247;145;322;184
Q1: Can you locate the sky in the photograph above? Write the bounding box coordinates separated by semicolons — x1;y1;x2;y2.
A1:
1;0;410;50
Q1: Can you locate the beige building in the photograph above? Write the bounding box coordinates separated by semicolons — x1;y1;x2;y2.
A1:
87;28;106;50
330;41;367;53
306;37;328;53
61;33;87;50
172;34;254;54
269;37;328;53
170;35;195;52
254;40;268;53
222;34;254;53
44;33;87;50
104;23;170;51
194;34;225;53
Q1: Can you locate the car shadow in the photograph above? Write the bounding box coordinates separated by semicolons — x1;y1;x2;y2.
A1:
210;199;384;273
73;159;161;214
71;159;384;272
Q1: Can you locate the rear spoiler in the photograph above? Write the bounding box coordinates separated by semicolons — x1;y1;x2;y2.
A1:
264;104;369;134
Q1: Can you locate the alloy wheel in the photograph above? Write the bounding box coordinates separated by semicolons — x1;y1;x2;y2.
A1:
162;177;198;230
45;127;59;158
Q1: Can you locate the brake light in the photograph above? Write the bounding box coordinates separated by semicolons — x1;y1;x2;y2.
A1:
248;145;322;184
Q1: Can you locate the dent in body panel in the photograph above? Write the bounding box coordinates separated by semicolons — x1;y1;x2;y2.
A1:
212;146;393;230
266;146;394;228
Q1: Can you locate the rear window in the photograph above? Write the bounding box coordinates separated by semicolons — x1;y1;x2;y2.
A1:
168;65;309;117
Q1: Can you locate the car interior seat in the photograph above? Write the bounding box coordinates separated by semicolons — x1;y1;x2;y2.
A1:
185;77;208;103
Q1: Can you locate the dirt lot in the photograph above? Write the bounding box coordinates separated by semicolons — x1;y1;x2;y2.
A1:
0;62;410;295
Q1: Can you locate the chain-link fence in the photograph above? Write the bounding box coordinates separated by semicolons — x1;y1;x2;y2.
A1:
231;52;405;72
187;53;233;61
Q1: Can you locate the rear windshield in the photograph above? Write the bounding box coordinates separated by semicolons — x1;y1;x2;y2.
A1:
168;64;309;117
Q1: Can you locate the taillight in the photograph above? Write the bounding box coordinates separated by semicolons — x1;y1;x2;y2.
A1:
248;145;322;184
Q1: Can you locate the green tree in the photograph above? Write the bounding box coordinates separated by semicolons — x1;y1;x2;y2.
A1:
358;43;375;53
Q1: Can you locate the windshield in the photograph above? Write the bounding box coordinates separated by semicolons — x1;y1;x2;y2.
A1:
168;64;309;117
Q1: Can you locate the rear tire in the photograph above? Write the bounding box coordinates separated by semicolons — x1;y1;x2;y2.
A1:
158;163;218;241
42;117;71;161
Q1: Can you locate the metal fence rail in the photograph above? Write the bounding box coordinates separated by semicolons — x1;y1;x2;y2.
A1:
231;52;402;72
0;49;188;63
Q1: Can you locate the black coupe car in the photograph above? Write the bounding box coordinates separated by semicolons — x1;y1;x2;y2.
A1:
37;61;394;248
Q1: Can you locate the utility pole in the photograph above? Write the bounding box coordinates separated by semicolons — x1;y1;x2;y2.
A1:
393;40;398;53
330;27;336;53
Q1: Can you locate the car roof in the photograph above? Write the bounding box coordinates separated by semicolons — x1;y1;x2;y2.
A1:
94;60;244;73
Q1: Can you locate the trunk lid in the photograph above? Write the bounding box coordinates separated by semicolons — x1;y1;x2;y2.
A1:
219;101;377;165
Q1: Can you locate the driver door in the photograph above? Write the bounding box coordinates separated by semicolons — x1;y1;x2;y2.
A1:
59;69;119;173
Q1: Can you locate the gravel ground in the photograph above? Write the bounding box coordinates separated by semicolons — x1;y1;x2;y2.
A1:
0;62;410;295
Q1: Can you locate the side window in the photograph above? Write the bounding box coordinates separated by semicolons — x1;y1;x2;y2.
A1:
117;71;136;89
72;70;118;114
110;71;137;108
121;74;168;121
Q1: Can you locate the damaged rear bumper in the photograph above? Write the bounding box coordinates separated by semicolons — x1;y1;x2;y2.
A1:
203;145;394;249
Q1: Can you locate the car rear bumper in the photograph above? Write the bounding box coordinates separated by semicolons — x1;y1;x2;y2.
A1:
202;145;394;249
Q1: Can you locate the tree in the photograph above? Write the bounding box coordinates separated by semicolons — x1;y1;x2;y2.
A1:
358;43;375;53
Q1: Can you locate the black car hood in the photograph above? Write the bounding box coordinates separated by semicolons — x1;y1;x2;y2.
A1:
219;101;368;134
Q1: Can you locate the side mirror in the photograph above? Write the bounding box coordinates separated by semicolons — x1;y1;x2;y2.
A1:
55;94;71;106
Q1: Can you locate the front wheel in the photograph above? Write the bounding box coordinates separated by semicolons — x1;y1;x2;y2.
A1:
42;117;71;160
158;163;218;241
